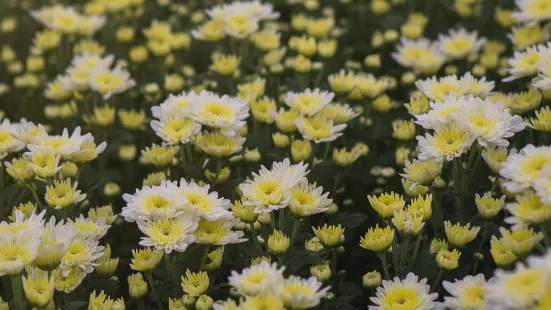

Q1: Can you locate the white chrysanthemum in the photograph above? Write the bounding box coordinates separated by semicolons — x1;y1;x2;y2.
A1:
28;127;90;158
295;116;347;143
460;72;496;98
284;88;334;117
271;158;310;184
65;53;115;90
34;217;77;270
60;237;104;276
505;190;551;227
228;261;285;297
239;160;307;213
282;276;330;309
485;260;550;309
191;91;249;136
89;65;136;99
11;118;48;145
288;180;332;217
209;1;280;21
391;38;445;75
137;214;198;253
437;28;486;60
369;273;443;310
0;231;42;276
533;57;551;90
442;274;492;310
511;0;551;24
503;46;542;82
172;179;232;221
0;119;25;159
415;75;469;102
414;93;467;129
534;163;551;204
151;92;197;119
0;210;46;237
151;116;201;145
67;215;110;240
417;121;476;161
500;144;551;193
458;98;526;147
121;183;188;222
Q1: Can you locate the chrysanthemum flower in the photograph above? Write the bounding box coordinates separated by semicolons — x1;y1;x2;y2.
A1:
34;217;76;270
22;266;56;308
417;121;475;161
0;119;25;159
0;232;41;276
360;225;394;252
499;226;543;256
195;131;246;158
445;221;480;248
284;88;334;117
122;182;187;222
368;192;406;218
392;210;425;238
500;144;551;192
130;247;164;272
485;260;548;309
511;0;551;24
288;181;332;217
442;274;491;310
369;273;442;310
228;261;284;297
137;214;198;253
415;75;468;102
437;28;486;60
282;276;330;309
44;178;87;209
194;218;246;245
181;269;209;296
475;192;505;219
173;179;232;221
68;215;110;240
60;237;104;276
505;190;551;227
89;65;136;99
191;91;249;136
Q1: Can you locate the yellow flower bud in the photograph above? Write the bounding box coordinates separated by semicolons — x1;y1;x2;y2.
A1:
310;264;332;281
128;273;148;298
436;249;461;270
268;230;290;254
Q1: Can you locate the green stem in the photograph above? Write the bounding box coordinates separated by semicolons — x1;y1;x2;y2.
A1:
453;158;464;224
137;298;145;310
391;230;399;275
399;239;410;271
278;208;285;230
270;212;276;231
289;219;301;248
330;249;338;278
11;275;25;310
377;252;391;280
29;186;45;210
200;245;211;271
407;233;422;273
430;270;444;293
322;142;332;161
398;239;409;273
0;162;4;189
250;222;261;251
477;222;489;253
164;254;177;296
472;261;479;275
145;273;164;310
540;223;550;247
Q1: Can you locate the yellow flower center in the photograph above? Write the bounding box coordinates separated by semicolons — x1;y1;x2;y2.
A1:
382;287;420;309
144;195;171;211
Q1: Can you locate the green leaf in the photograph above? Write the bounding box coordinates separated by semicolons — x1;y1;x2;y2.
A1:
336;212;368;228
287;250;325;272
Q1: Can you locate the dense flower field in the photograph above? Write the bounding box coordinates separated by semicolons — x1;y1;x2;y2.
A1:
1;0;551;309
